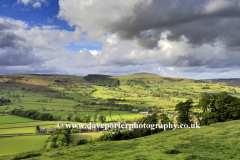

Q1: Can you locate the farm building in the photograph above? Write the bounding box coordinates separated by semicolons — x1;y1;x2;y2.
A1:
132;109;138;112
168;114;177;117
140;110;151;114
39;128;48;133
49;128;57;133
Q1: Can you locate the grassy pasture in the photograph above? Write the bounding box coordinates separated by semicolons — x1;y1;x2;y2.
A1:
0;115;39;124
97;110;145;121
0;121;57;129
0;127;37;134
0;135;50;156
70;132;103;141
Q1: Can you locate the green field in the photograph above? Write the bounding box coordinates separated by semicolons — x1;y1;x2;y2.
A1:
97;110;145;121
0;115;79;134
0;115;38;124
0;135;50;156
70;132;103;141
0;133;103;157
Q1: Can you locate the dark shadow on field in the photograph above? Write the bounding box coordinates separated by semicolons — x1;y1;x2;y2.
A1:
0;74;89;90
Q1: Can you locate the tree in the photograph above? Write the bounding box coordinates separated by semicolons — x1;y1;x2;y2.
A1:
93;114;97;122
71;115;80;122
65;116;71;121
201;111;219;125
159;113;172;124
61;116;65;121
98;115;106;123
140;113;160;135
175;98;193;125
90;101;97;105
36;125;40;133
74;110;78;114
42;107;46;111
198;93;211;112
196;91;240;125
85;114;91;122
48;114;53;121
209;91;240;122
82;114;91;122
153;108;159;113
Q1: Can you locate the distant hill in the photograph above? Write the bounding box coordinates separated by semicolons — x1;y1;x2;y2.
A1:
204;78;240;87
84;74;120;87
0;72;209;90
113;72;197;84
1;72;240;112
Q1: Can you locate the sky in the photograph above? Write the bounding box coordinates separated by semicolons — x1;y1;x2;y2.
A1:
1;0;240;79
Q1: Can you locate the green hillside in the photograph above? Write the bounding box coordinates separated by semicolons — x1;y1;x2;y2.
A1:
1;120;240;160
1;72;240;115
206;78;240;87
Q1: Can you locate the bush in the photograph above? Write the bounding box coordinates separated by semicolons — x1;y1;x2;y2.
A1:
12;152;41;160
47;135;59;143
90;101;97;105
164;149;182;154
56;141;65;147
45;142;57;149
76;139;88;145
45;128;71;149
201;111;219;125
57;134;67;143
71;115;80;122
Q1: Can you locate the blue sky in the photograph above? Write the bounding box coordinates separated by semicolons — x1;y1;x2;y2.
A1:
0;0;102;52
0;0;75;31
0;0;240;79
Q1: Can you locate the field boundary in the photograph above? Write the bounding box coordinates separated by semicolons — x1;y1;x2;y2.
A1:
0;124;57;130
0;121;39;125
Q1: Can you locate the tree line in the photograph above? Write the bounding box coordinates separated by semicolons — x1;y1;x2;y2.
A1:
74;113;174;145
9;108;108;123
10;109;53;121
175;91;240;126
0;97;11;106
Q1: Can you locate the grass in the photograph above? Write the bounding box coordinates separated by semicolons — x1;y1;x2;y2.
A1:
2;120;240;159
0;121;57;129
70;132;103;141
0;127;39;134
0;115;39;124
97;110;145;121
0;135;50;156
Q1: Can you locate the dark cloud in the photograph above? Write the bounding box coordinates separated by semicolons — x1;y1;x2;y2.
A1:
135;33;159;49
0;32;26;48
108;0;240;49
0;23;41;66
0;22;19;31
